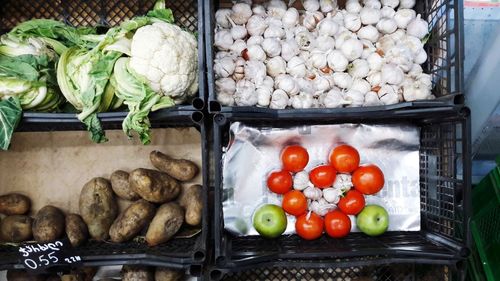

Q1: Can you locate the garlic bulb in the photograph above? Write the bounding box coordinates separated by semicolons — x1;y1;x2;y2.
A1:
367;71;382;87
287;56;307;77
360;39;376;59
310;199;336;216
256;86;273;107
335;30;356;49
394;9;416;29
364;91;383;106
217;92;235;106
414;49;427;64
295;30;315;50
381;0;399;8
294;171;312;190
402;78;431;101
360;7;381;25
267;0;287;19
363;0;382;9
344;13;362;32
310;50;328;69
270;89;289;109
407;15;429;39
230;39;247;54
261;76;275;89
323;188;342;204
333;173;353;192
376;34;397;53
378;84;399;105
302;11;324;31
245;60;267;85
402;35;424;56
291;93;314;108
264;24;285;39
215;9;232;29
367;52;383;71
282;8;300;28
351;79;371;94
246;15;268;36
408;64;423;77
323;87;350;108
399;0;416;8
349;59;370;78
298;77;316;95
344;89;364;107
314;74;334;92
315;35;336;52
215;78;236;105
376;18;397;34
266;17;284;27
341;38;363;61
252;5;267;17
381;64;404;85
227;17;248;40
281;39;301;61
244;45;266;61
214;57;235;78
357;25;379;43
333;72;353;89
231;3;252;25
215;51;233;59
327;50;349;72
232;58;245;81
303;0;320;12
346;0;362;14
304;186;323;200
262;38;282;58
381;6;396;18
321;0;337;13
247;35;264;46
266;56;287;77
391;29;407;41
277;75;300;95
214;30;233;51
318;17;339;37
234;79;257;106
385;45;413;72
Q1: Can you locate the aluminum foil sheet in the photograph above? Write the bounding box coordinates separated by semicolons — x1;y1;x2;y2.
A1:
222;122;421;236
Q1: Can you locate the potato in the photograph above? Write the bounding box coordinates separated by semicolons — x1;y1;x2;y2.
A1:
110;170;140;201
129;169;181;203
79;177;118;240
109;199;156;243
0;215;33;242
65;214;88;247
146;202;184;246
32;205;65;242
150;151;199;182
122;265;154;281
177;184;202;226
155;268;184;281
0;193;31;215
7;270;47;281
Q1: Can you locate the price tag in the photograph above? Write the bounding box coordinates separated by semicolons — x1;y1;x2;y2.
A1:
17;239;82;272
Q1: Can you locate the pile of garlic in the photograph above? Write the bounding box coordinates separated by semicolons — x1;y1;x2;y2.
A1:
213;0;434;109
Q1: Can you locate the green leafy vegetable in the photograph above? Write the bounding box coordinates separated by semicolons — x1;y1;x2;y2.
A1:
0;97;22;150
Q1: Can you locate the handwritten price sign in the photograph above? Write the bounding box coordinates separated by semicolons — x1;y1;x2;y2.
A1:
18;240;82;272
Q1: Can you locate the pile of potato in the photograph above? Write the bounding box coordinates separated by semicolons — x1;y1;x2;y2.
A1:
6;265;184;281
0;151;202;247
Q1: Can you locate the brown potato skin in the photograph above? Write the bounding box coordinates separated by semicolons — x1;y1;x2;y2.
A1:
150;151;199;182
110;170;140;201
7;270;47;281
155;268;184;281
79;177;118;240
146;202;184;246
121;265;154;281
109;199;156;243
177;184;202;226
65;214;88;247
0;215;33;242
0;193;31;215
129;169;181;203
32;205;65;242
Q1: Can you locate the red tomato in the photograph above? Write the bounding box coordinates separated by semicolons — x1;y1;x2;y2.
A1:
352;165;385;195
329;144;360;173
309;165;336;188
281;145;309;173
282;190;308;216
295;212;324;240
324;210;352;238
267;170;293;194
337;190;366;215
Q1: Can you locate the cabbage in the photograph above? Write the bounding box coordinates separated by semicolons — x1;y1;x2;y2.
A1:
0;97;22;150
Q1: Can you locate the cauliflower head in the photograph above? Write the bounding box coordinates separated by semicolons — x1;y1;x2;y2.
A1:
130;22;198;102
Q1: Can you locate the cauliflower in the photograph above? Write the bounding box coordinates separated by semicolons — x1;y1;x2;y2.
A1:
130;22;198;103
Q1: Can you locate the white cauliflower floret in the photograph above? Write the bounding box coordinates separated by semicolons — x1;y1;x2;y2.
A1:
333;174;353;193
130;22;198;102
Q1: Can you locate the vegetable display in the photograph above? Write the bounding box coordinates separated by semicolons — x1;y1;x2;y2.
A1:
257;144;389;240
213;0;433;108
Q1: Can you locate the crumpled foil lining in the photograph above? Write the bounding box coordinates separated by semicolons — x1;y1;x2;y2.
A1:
222;122;421;236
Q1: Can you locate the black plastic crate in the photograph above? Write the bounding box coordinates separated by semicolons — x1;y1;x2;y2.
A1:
208;259;465;281
0;0;206;119
204;0;464;113
0;111;209;277
212;106;471;268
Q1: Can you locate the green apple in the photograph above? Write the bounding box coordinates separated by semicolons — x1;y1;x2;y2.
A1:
356;204;389;236
253;204;287;238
